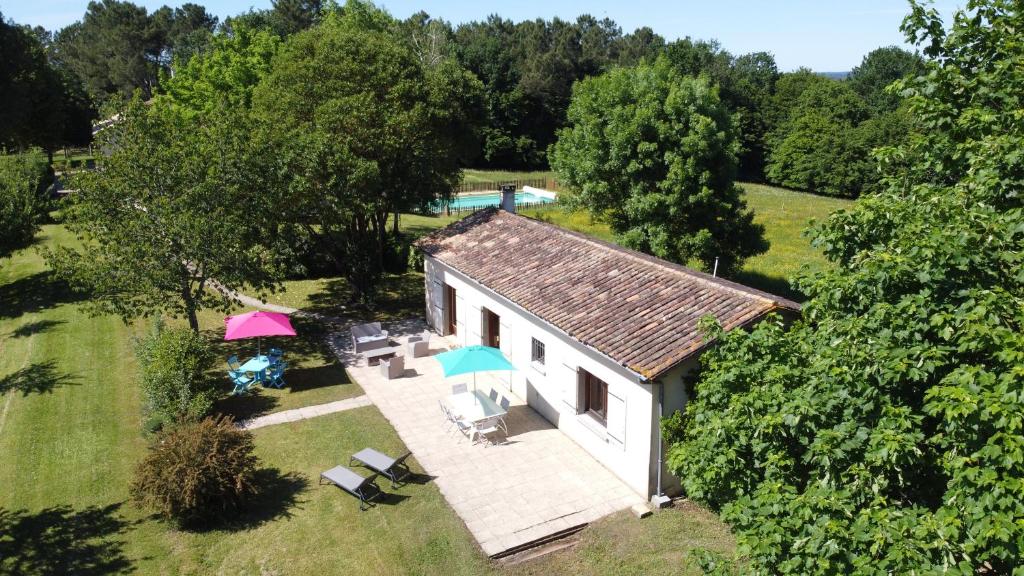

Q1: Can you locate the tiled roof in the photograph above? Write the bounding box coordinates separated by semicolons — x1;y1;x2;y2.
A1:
416;209;800;379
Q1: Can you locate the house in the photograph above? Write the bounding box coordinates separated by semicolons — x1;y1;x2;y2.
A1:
414;196;800;500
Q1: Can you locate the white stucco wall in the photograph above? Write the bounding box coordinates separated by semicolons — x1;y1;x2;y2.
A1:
424;255;657;497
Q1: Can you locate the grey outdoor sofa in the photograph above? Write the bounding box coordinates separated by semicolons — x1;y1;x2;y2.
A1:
319;465;382;511
350;448;412;488
351;322;389;353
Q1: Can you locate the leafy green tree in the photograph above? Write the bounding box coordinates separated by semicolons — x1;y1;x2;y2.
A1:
46;100;285;331
157;24;281;116
767;79;871;197
0;15;95;155
149;3;218;68
134;320;216;429
664;39;779;182
848;45;923;113
270;0;322;35
668;1;1024;572
550;57;768;275
253;1;482;302
0;150;51;259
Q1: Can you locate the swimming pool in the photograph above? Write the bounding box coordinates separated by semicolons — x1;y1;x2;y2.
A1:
441;190;556;211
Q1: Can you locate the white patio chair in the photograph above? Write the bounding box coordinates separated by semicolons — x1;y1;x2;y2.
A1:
451;383;467;395
498;396;511;433
488;389;498;402
472;416;503;447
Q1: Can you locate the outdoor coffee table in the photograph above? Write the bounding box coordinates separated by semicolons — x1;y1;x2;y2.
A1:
364;345;400;366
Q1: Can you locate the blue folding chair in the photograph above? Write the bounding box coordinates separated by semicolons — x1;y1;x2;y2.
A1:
266;362;288;389
227;355;241;371
268;348;284;363
229;370;254;395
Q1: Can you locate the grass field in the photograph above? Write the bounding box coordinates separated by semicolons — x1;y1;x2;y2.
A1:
0;223;736;575
462;169;556;184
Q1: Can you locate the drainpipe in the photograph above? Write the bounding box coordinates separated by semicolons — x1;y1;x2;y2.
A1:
651;381;671;508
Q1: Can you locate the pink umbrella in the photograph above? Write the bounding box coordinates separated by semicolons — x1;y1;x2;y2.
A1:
224;311;297;356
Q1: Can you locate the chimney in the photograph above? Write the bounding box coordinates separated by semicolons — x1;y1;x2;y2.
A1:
499;183;516;213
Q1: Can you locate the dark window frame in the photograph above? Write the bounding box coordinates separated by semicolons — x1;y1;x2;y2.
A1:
531;337;545;365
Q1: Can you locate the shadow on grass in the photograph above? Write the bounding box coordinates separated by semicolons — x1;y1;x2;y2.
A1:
0;503;134;576
304;273;424;323
213;391;280;422
285;363;350;393
0;361;79;396
8;319;66;338
732;270;806;303
187;468;308;533
0;272;83;320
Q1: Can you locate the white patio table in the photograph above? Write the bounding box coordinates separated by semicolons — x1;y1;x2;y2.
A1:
446;390;506;424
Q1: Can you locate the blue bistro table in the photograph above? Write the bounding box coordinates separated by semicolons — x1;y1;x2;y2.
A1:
238;355;271;382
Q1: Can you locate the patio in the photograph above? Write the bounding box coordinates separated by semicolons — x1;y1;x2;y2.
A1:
343;325;645;557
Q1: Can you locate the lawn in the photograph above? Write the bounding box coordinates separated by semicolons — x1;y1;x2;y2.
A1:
462;169;555;185
0;223;737;575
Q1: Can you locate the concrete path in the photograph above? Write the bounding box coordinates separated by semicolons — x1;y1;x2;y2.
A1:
238;395;372;430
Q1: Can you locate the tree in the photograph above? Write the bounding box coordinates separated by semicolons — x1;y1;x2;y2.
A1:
664;39;779;182
667;1;1024;572
130;416;259;526
252;1;482;302
270;0;322;35
157;23;281;116
550;57;768;275
766;79;871;197
0;150;51;260
848;45;923;113
45;100;285;331
56;0;162;99
149;3;218;68
0;15;95;155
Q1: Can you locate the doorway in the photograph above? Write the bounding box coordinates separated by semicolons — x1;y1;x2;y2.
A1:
444;284;457;336
483;308;500;348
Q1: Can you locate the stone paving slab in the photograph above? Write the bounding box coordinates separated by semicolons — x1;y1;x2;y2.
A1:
343;326;644;557
238;395;372;430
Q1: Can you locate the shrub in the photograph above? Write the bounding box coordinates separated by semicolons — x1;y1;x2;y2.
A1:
0;149;51;259
134;320;215;427
130;416;260;526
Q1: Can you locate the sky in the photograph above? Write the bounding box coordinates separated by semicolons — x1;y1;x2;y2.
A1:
1;0;962;71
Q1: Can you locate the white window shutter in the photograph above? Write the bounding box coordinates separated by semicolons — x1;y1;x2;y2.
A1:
429;280;443;332
606;390;626;447
561;364;579;413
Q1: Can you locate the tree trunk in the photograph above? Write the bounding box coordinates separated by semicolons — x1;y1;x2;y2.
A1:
393;211;399;235
181;274;200;333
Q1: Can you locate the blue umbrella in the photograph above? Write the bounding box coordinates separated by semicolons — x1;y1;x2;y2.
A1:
434;345;516;398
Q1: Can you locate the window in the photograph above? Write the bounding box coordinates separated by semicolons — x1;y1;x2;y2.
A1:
531;338;545;365
582;371;608;425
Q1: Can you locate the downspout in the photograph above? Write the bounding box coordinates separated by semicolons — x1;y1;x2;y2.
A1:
656;380;664;498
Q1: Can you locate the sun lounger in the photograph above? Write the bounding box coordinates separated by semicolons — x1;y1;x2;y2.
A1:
350;448;412;488
319;465;382;511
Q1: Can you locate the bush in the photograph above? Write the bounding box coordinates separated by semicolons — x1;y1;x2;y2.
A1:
131;416;260;526
134;320;215;427
0;149;51;259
